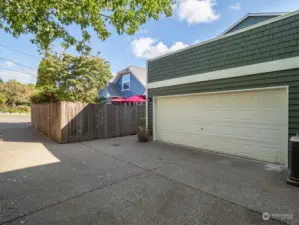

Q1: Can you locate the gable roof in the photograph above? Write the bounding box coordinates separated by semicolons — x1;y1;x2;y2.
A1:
105;82;124;97
221;12;288;35
99;82;125;97
112;66;146;87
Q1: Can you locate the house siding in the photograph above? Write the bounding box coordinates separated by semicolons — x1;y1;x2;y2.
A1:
225;15;279;34
148;13;299;83
128;74;145;96
99;88;110;98
116;74;125;91
147;69;299;141
116;73;145;98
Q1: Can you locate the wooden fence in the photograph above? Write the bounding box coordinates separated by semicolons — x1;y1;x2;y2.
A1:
31;102;145;143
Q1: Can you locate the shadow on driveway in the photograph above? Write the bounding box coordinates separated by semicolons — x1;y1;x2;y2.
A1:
0;117;143;224
0;116;298;225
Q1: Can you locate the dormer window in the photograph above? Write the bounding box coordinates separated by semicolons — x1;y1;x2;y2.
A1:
122;74;130;91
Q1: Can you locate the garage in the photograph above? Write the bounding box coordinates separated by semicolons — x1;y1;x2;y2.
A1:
147;11;299;167
154;88;288;165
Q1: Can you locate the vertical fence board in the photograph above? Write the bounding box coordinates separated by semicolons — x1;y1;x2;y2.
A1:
118;105;124;136
104;104;108;139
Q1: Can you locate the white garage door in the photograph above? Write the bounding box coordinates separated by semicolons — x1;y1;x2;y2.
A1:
155;88;288;165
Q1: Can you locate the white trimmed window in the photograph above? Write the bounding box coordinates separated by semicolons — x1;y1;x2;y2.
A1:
122;74;130;91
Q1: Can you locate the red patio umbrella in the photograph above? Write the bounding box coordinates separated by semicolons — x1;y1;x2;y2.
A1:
124;95;146;103
110;97;126;103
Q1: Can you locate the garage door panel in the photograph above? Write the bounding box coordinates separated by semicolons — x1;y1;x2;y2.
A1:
205;125;234;136
160;107;284;125
256;109;280;122
157;132;280;163
159;133;282;150
158;122;284;144
155;88;288;165
158;133;281;164
259;128;280;141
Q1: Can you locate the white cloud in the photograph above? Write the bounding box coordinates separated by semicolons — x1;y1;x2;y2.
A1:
131;37;188;59
169;42;189;51
0;68;37;84
4;61;15;67
193;39;201;44
176;0;220;24
230;2;241;10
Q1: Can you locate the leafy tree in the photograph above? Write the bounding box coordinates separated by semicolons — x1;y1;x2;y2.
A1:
35;54;60;102
25;83;36;89
95;96;108;104
0;77;3;83
34;53;112;103
0;80;35;106
0;92;6;105
0;0;174;53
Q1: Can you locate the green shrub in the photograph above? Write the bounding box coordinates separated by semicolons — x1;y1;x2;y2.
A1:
0;93;6;105
94;96;108;104
137;117;148;142
139;117;146;127
15;105;31;113
30;92;52;104
137;126;148;136
0;105;31;113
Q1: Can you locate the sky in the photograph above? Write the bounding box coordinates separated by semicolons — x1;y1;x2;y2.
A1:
0;0;299;84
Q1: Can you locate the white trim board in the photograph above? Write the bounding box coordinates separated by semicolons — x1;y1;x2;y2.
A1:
145;61;148;128
152;96;156;141
147;56;299;89
154;85;289;98
148;10;299;62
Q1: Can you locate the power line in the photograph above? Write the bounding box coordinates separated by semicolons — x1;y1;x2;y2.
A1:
0;43;40;59
0;56;37;77
0;57;36;70
0;67;36;76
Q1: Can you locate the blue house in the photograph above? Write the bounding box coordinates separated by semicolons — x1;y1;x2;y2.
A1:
99;66;146;99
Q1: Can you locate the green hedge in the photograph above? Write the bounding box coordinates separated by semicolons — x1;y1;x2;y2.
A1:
0;105;31;113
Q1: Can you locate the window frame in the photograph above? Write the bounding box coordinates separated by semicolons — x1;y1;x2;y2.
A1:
122;74;130;91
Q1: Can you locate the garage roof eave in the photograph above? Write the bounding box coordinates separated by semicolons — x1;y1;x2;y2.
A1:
147;10;299;62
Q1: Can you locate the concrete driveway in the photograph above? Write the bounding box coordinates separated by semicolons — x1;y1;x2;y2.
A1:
0;116;298;225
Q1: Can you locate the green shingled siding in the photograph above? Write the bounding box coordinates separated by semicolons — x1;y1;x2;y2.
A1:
147;69;299;140
225;16;279;34
148;14;299;83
